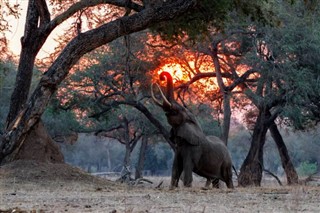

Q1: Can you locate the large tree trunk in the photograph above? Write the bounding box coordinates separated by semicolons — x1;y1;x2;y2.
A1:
135;136;148;179
269;121;299;185
6;0;50;127
238;110;269;187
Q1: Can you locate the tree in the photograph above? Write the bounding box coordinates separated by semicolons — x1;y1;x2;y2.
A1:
149;0;318;186
238;1;320;186
0;0;196;164
0;1;19;60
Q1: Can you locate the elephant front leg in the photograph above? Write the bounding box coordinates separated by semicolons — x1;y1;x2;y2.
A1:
170;154;183;189
182;157;193;187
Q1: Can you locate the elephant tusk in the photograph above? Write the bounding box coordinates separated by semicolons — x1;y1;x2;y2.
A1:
151;83;164;107
151;83;172;108
157;83;172;108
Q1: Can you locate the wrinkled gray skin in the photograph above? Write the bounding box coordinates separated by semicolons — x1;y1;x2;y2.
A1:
152;72;234;189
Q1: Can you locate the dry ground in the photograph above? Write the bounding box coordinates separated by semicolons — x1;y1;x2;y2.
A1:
0;161;319;213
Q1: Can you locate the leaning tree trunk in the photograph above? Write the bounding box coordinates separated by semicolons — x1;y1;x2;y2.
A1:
238;110;269;187
269;121;299;185
135;136;148;179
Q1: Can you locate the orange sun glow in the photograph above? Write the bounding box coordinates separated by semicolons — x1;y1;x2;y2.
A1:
155;62;189;83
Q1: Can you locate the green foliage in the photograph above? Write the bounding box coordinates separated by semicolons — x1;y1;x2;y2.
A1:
42;105;81;136
227;0;320;130
0;60;47;132
152;0;282;41
189;103;221;136
0;61;16;131
297;161;318;176
152;0;232;40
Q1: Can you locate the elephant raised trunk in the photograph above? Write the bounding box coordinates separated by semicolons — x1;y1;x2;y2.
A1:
151;71;234;189
159;71;174;102
151;71;175;111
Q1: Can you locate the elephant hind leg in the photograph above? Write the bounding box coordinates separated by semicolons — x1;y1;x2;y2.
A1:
204;179;211;188
223;167;234;189
204;178;219;189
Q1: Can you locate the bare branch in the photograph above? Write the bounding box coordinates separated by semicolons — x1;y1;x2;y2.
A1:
48;0;144;31
263;169;283;186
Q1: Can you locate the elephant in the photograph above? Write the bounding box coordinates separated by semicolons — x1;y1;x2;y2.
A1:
151;71;234;189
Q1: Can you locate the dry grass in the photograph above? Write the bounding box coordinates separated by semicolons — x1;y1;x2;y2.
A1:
0;161;319;213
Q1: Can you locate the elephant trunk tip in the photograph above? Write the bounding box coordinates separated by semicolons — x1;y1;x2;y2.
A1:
159;71;174;101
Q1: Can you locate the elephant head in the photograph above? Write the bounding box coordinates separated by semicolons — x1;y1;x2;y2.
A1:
151;71;205;146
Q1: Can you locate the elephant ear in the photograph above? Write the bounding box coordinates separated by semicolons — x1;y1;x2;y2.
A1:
176;122;204;146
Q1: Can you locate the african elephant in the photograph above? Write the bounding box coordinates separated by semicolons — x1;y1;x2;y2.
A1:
151;71;234;189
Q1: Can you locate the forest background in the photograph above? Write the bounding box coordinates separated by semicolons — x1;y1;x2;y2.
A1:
0;0;319;186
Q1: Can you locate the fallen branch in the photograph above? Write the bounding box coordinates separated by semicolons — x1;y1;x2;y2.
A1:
264;169;282;186
134;178;153;185
155;180;164;189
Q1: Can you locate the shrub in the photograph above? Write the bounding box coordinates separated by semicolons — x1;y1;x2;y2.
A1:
297;161;317;176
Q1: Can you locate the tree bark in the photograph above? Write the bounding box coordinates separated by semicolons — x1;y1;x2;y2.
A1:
238;110;269;187
0;0;195;164
135;136;148;179
221;92;232;145
269;121;299;185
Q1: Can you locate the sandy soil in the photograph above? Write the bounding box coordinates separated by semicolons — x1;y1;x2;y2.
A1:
0;161;319;213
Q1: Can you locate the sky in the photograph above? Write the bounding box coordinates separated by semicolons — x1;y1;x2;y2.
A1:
5;0;65;59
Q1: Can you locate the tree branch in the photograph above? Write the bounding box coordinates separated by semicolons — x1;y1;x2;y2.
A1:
48;0;144;32
0;0;195;163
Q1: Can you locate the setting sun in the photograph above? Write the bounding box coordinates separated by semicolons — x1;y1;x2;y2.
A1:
152;58;220;94
154;62;189;83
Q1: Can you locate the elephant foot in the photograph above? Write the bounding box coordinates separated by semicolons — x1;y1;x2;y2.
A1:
183;183;192;188
169;185;178;190
226;182;234;189
201;186;211;190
